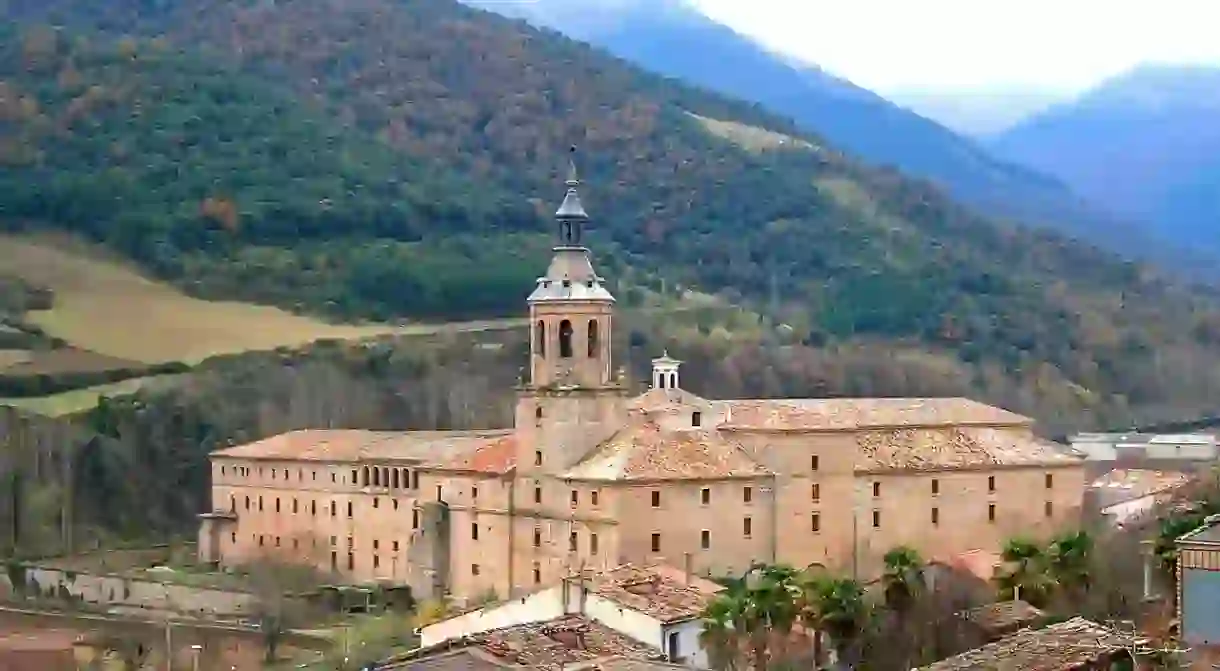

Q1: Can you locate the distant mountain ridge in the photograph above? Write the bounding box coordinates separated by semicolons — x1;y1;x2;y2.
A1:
889;89;1064;137
464;0;1164;262
990;64;1220;254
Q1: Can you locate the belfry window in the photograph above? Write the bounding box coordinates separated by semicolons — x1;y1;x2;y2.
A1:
536;320;546;356
559;320;574;358
587;319;599;358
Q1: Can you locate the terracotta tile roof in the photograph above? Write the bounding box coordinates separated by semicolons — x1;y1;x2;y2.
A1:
210;428;513;466
718;397;1031;431
855;426;1079;473
915;617;1127;671
385;615;666;670
560;418;771;481
628;388;710;412
960;600;1045;634
430;433;518;475
1090;468;1192;503
584;563;723;624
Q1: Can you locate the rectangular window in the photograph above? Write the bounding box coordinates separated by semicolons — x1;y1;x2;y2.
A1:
932;507;939;525
1045;501;1053;517
569;532;578;552
535;451;543;466
373;498;379;509
988;504;996;522
931;479;939;495
472;486;479;500
872;481;881;497
534;486;542;504
571;490;579;507
872;510;881;528
533;564;542;584
590;533;599;555
811;513;820;532
230;532;236;543
811;455;820;471
811;483;820;501
347;502;353;518
533;528;541;548
701;529;710;549
330;536;337;546
743;517;752;538
373;555;379;569
372;539;379;550
436;485;443;501
471;523;479;541
651;490;661;507
393;540;400;551
743;486;752;503
472;564;480;576
651;533;661;553
591;490;599;506
1045;473;1054;489
347;553;354;571
988;475;996;492
701;488;711;505
692;411;702;427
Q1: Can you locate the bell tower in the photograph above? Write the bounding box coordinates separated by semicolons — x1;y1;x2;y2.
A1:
527;148;616;389
516;147;627;475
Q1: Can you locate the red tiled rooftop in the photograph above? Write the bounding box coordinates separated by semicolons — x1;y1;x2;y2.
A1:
211;428;514;466
561;418;771;481
586;563;723;623
1090;468;1192;502
856;426;1078;473
432;434;518;475
719;397;1031;432
385;615;665;669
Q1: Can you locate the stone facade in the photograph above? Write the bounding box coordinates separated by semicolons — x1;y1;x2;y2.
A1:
198;159;1087;602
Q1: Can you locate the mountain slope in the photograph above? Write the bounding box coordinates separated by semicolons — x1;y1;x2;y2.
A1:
888;88;1064;137
4;0;1220;429
991;65;1220;254
465;0;1152;256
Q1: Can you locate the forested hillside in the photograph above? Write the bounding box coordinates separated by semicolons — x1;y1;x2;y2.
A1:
3;0;1220;432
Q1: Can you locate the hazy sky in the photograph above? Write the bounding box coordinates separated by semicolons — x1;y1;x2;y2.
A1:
691;0;1220;93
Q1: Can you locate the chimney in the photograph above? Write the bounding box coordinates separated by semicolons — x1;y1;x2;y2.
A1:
683;552;692;585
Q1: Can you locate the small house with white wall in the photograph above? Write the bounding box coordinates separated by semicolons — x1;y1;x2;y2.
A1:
419;563;722;668
1088;469;1193;528
1068;432;1217;463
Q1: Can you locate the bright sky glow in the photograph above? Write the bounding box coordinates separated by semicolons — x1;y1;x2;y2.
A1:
690;0;1220;93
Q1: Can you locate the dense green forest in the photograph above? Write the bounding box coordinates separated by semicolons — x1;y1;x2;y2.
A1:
4;0;1220;552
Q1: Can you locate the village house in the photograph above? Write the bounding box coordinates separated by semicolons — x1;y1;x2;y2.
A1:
196;155;1087;603
418;563;723;667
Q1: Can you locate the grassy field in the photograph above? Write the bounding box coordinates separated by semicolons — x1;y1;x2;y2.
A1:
0;374;185;416
0;234;522;365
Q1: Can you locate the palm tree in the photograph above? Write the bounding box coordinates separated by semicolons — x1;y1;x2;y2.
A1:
750;565;802;666
880;546;925;668
997;537;1055;607
699;595;743;671
881;546;925;612
1047;530;1093;606
799;574;869;670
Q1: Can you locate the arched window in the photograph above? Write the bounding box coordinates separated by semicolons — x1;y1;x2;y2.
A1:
587;319;599;358
559;320;573;358
535;320;546;356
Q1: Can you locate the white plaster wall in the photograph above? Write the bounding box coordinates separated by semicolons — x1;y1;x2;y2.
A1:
1101;493;1166;527
584;593;664;652
662;619;707;667
420;585;566;647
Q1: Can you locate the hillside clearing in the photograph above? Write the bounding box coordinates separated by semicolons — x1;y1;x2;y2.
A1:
0;374;186;417
688;113;818;153
0;235;521;364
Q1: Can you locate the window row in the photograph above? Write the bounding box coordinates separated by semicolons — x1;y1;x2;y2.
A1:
354;465;419;490
657;486;755;508
870;473;1056;498
230;495;413;518
532;527;600;555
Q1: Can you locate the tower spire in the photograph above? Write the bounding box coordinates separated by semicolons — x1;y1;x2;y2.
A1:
555;146;588;246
